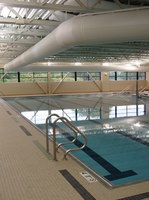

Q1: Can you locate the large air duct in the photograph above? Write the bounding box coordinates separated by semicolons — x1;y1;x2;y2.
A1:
4;7;149;71
20;61;149;72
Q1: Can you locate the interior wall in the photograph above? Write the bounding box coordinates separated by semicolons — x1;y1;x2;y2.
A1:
0;82;48;96
0;79;147;96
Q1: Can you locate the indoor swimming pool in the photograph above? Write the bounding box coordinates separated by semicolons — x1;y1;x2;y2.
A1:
3;93;149;187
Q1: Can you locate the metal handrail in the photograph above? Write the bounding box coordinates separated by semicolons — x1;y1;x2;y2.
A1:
46;113;77;153
63;130;87;160
46;114;87;161
46;113;60;153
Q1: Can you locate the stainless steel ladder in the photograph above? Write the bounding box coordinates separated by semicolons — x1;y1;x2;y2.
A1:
46;114;87;160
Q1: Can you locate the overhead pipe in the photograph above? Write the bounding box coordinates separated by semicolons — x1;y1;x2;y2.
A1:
4;7;149;72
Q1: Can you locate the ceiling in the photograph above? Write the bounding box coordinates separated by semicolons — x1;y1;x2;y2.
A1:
0;0;149;70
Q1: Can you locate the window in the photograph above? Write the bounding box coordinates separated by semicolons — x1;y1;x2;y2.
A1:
88;72;101;80
109;72;116;80
127;72;137;80
117;72;127;80
76;72;101;81
138;72;146;80
77;72;89;81
50;72;63;82
0;69;18;83
33;72;48;82
3;71;18;83
20;72;33;82
63;72;75;82
50;72;101;82
109;72;146;80
0;68;4;83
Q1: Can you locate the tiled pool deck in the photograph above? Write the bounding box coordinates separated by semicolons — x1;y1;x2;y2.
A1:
0;98;149;200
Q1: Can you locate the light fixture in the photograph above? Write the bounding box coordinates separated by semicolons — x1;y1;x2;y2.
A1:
75;62;82;66
134;61;141;68
102;62;110;66
48;62;53;66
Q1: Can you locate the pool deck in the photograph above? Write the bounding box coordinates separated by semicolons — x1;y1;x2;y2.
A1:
0;98;149;200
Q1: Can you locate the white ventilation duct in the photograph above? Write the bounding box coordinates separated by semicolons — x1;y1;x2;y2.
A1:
4;7;149;72
19;61;149;72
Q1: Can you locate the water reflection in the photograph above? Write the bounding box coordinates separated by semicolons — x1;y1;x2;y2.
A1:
21;104;146;125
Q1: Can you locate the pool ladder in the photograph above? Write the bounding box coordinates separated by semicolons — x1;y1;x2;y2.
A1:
46;114;87;161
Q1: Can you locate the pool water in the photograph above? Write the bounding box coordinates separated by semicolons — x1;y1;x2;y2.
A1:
3;94;149;187
56;129;149;186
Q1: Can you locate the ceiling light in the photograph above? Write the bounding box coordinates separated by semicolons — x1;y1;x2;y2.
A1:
48;62;53;66
102;62;110;66
134;61;141;68
75;62;81;66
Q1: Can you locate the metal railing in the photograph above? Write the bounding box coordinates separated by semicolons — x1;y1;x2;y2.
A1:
46;114;87;160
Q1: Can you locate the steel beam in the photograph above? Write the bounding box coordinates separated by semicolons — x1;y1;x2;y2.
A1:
0;17;60;26
0;28;48;37
0;38;39;45
0;0;102;13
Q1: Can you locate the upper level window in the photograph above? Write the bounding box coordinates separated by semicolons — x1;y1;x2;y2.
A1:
109;72;146;80
50;72;101;82
0;70;48;83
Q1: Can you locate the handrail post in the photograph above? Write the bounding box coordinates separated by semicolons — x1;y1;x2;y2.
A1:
53;123;57;161
46;114;87;161
46;117;49;153
46;113;60;153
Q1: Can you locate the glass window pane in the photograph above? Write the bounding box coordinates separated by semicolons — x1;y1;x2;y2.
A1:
0;68;4;83
110;72;115;76
138;72;146;80
63;72;75;81
50;72;62;82
4;72;18;83
20;72;33;82
33;72;48;82
117;76;126;80
88;72;101;80
77;72;88;81
117;72;127;76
